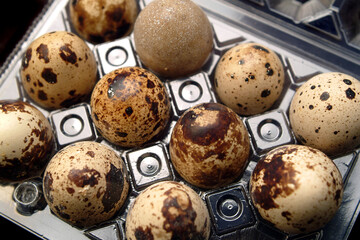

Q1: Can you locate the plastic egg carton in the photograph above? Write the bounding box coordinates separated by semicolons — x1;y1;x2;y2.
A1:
0;0;360;239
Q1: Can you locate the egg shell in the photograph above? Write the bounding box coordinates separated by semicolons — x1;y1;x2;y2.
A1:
90;66;171;147
125;181;211;240
169;102;250;189
133;0;213;78
214;43;285;116
0;101;54;182
250;144;343;234
43;141;129;228
289;72;360;156
20;31;98;109
69;0;138;44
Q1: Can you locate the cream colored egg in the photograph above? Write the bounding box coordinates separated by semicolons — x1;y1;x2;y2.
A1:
289;72;360;156
125;181;211;240
69;0;138;43
169;102;250;189
20;31;98;110
0;101;54;182
250;144;343;234
43;141;129;228
90;66;171;147
214;43;284;116
133;0;213;78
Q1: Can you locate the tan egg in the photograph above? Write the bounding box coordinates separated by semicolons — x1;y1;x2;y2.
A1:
125;181;211;240
0;101;54;182
20;31;98;110
214;43;284;116
250;145;343;234
69;0;138;44
289;72;360;156
133;0;213;78
42;141;129;228
90;66;171;147
169;102;250;189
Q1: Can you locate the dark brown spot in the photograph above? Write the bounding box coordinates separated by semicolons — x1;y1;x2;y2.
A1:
86;151;95;158
69;90;76;96
261;89;271;98
125;107;133;116
22;48;32;70
320;92;330;101
135;226;154;240
251;146;300;210
309;105;314;110
345;88;356;99
102;163;125;213
41;68;57;84
252;45;269;53
343;79;352;85
36;43;49;63
66;187;75;194
282;211;292;221
107;72;131;98
147;80;155;88
68;166;100;188
116;131;128;137
38;90;48;100
59;44;77;64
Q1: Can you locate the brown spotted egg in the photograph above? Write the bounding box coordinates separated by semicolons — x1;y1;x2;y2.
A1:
250;144;343;234
289;72;360;156
169;102;250;189
0;101;54;183
69;0;138;44
214;43;284;116
133;0;213;78
90;66;171;147
20;31;98;110
43;141;129;228
125;181;211;240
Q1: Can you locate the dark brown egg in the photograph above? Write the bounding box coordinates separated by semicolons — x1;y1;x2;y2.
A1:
42;141;129;228
69;0;138;43
250;144;343;234
169;102;250;189
20;31;98;109
0;100;54;183
90;66;171;147
125;181;211;240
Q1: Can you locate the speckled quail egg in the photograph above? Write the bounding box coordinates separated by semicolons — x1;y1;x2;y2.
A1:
43;141;129;228
125;181;211;240
69;0;138;44
289;72;360;156
90;66;171;147
0;101;54;183
20;31;98;110
169;102;250;189
250;144;343;234
133;0;213;78
214;43;285;116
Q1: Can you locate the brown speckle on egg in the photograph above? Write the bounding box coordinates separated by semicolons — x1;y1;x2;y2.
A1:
250;145;343;234
125;181;210;240
0;101;54;182
169;102;250;189
20;31;98;109
90;66;171;147
289;72;360;156
214;43;285;115
43;141;129;228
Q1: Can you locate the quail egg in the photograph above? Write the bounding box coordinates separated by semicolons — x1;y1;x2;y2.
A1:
169;102;250;189
289;72;360;156
125;181;211;240
20;31;98;110
69;0;138;44
250;144;343;234
214;43;285;115
0;100;54;183
90;66;171;147
43;141;129;228
133;0;213;78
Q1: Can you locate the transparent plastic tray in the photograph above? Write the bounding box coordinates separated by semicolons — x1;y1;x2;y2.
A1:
0;0;359;239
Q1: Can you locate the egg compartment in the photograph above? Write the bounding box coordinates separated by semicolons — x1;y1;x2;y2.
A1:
1;0;360;239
